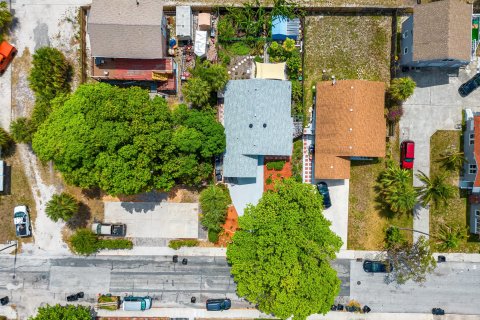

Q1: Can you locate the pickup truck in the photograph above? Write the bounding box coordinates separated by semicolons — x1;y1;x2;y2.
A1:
14;205;32;237
0;41;17;75
91;222;126;237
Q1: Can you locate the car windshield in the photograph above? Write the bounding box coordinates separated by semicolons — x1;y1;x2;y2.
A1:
404;158;413;162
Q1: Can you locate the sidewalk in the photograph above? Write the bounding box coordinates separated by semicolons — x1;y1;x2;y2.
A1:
96;308;480;320
337;250;480;263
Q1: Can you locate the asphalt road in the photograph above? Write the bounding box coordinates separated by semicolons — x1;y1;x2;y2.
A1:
0;255;350;317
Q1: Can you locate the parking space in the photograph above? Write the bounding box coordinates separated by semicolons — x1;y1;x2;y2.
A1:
400;64;480;239
104;202;199;239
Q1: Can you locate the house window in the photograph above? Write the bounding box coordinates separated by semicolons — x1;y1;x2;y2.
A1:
476;210;480;217
470;164;477;174
470;133;475;145
404;47;408;54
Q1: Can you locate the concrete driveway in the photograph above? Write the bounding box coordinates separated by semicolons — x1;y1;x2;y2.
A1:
104;202;199;239
400;64;480;240
313;179;349;250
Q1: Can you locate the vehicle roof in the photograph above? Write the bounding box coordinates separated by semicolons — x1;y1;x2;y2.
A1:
14;205;27;214
0;41;15;55
405;141;415;156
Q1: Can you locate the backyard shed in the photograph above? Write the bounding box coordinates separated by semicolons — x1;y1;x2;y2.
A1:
176;6;192;40
255;62;286;80
198;13;211;31
194;31;208;57
271;15;300;41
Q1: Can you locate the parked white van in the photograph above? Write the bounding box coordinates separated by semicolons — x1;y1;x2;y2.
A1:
122;296;152;311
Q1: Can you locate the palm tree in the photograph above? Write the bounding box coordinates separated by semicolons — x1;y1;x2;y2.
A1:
45;192;79;222
384;185;417;214
389;77;416;101
379;161;411;188
437;149;466;172
415;171;455;208
436;224;467;251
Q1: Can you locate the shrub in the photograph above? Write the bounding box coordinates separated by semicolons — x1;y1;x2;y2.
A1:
282;38;296;52
385;226;406;248
10;117;34;143
200;185;230;232
389;77;416;101
29;47;71;102
228;42;250;56
254;56;263;63
266;175;273;185
291;80;302;104
266;160;286;171
70;229;99;255
98;239;133;250
386;105;404;123
218;50;231;66
218;16;236;40
208;229;220;243
168;239;199;250
0;2;13;39
292;140;303;182
182;78;211;107
45;192;78;222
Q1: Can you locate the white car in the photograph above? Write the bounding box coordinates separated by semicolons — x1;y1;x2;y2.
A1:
14;205;31;237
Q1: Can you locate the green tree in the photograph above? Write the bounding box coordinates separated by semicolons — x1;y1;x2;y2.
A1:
70;228;98;255
200;185;231;233
378;161;416;214
29;304;92;320
10;117;34;143
388;77;416;101
227;179;342;320
385;235;436;284
0;127;11;148
28;47;71;102
182;77;211;107
436;224;467;251
45;192;79;222
32;83;225;195
415;170;455;208
191;60;229;92
0;1;12;39
438;149;466;172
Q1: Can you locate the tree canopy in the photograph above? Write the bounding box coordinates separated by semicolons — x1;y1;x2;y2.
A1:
32;83;225;195
378;160;416;214
227;179;343;320
46;192;78;222
29;304;92;320
0;1;12;40
388;77;416;101
199;184;231;234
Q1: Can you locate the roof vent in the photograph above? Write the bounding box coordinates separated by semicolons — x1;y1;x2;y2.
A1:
350;108;353;112
349;146;353;149
349;128;352;131
263;123;267;128
249;124;253;128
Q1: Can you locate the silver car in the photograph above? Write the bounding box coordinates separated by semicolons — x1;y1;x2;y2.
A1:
14;205;31;237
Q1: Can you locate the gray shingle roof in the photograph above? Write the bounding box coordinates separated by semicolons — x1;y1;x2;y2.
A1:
223;79;293;178
88;0;165;59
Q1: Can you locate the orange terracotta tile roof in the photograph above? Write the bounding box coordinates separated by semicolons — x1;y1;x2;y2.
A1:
474;116;480;187
314;80;386;179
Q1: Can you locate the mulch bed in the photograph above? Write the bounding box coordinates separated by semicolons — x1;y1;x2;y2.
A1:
263;156;292;192
217;205;239;247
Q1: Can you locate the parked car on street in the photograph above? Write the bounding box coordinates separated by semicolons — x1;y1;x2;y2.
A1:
91;222;126;237
122;296;152;311
0;41;17;75
316;181;332;209
400;140;415;169
363;260;392;273
206;298;231;311
432;308;445;315
14;205;31;237
0;296;8;306
458;73;480;97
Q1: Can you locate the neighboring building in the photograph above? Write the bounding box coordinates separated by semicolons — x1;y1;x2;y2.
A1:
314;80;386;180
194;31;208;57
88;0;167;59
223;79;293;214
88;0;175;92
461;109;480;234
271;16;300;41
198;13;211;31
400;0;472;68
176;6;192;41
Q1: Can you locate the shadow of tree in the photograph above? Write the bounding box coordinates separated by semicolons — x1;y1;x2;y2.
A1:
67;202;91;230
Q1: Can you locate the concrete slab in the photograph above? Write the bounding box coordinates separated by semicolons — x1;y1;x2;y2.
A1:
0;67;11;132
104;202;199;239
313;179;349;250
49;266;110;293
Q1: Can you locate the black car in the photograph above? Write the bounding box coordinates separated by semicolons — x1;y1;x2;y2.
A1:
363;260;392;273
0;296;9;306
458;73;480;97
432;308;445;315
206;298;231;311
316;181;332;209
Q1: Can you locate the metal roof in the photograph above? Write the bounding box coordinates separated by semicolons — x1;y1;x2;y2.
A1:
223;79;293;178
176;6;192;39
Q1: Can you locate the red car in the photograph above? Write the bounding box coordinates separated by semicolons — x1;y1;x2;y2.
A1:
400;140;415;169
0;40;17;75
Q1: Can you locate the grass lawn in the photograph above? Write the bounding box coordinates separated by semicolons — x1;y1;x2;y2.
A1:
430;130;480;253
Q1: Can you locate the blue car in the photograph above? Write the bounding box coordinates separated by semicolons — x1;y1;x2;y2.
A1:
458;73;480;97
316;182;332;209
363;260;392;273
206;298;231;311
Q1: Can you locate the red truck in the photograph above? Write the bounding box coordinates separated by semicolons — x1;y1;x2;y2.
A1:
0;40;16;75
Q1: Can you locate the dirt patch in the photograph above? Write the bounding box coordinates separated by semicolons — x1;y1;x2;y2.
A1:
11;48;34;118
64;185;104;226
168;187;200;203
217;205;239;247
0;150;36;245
264;157;292;191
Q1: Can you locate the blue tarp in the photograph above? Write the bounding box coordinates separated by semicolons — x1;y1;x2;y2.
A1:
271;15;300;41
